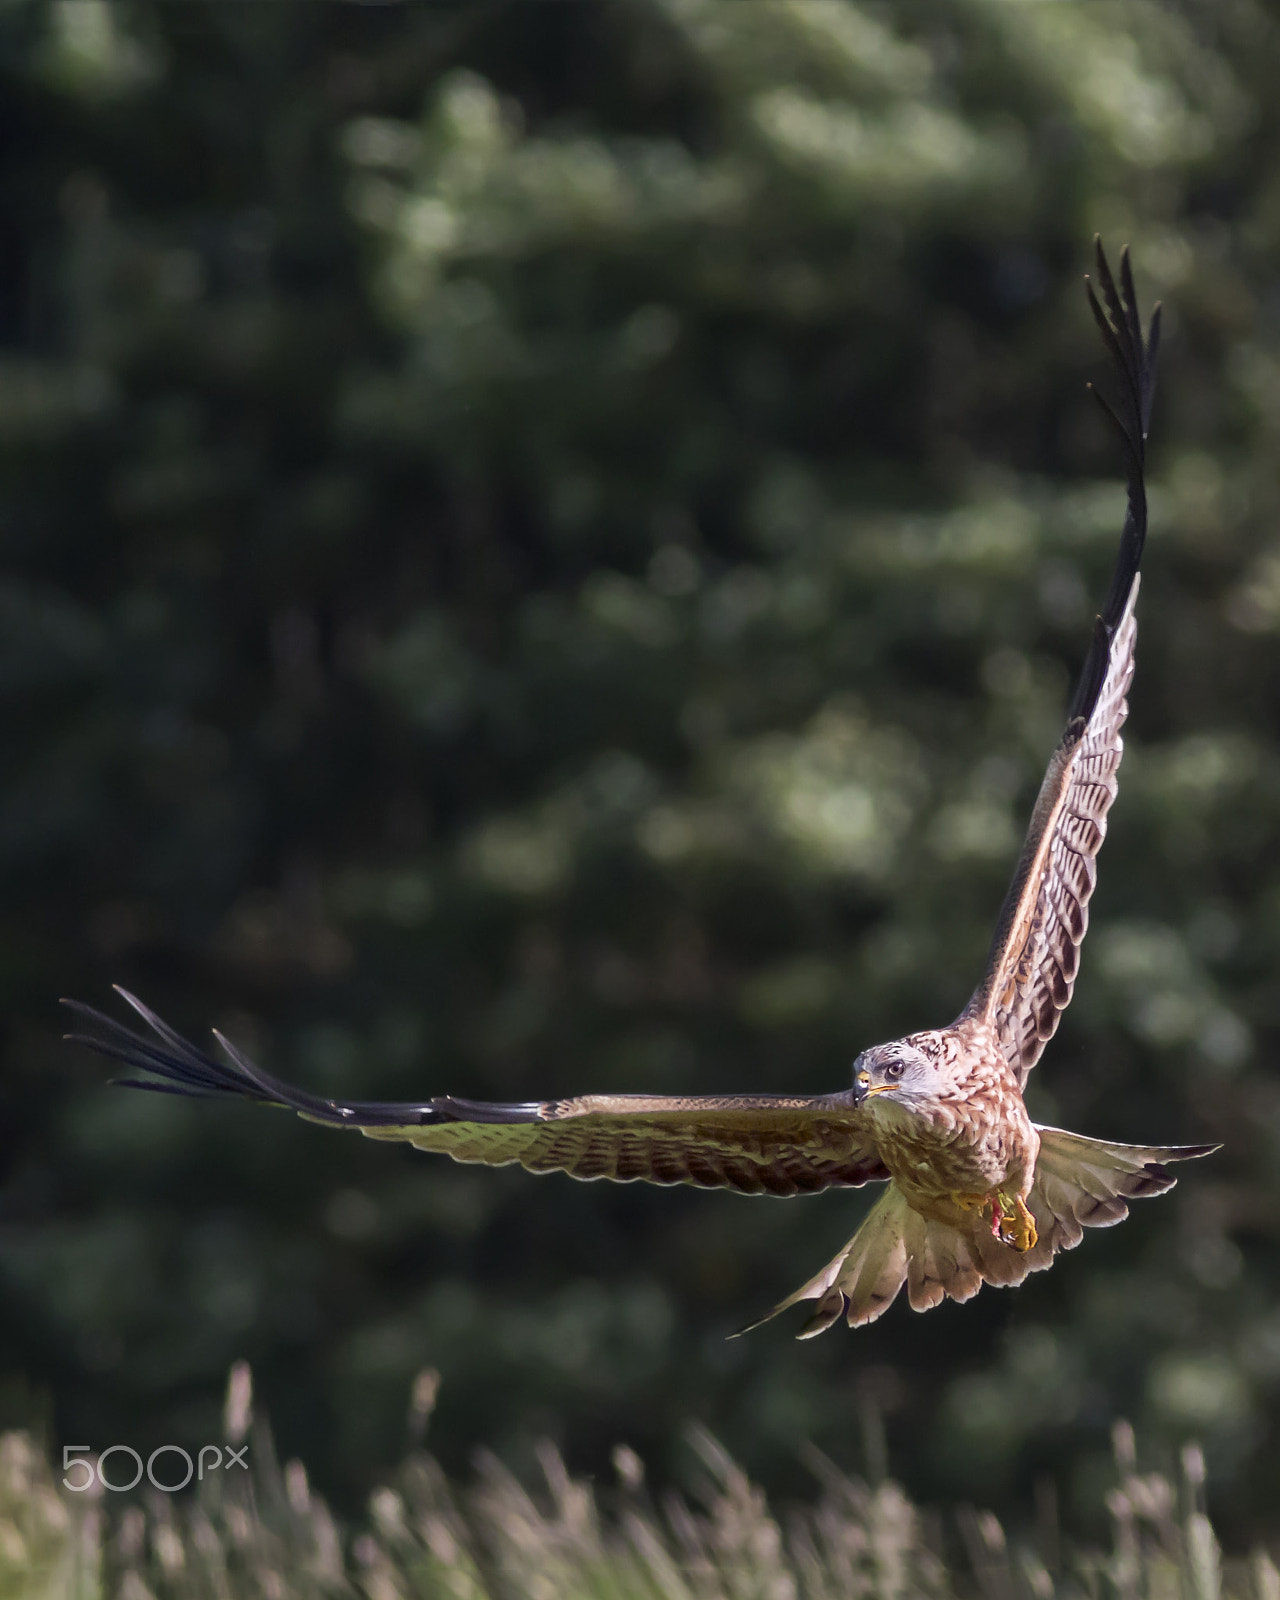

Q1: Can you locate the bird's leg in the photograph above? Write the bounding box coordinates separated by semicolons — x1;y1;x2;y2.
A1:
952;1190;1009;1239
992;1193;1038;1252
1009;1194;1038;1251
953;1189;1037;1249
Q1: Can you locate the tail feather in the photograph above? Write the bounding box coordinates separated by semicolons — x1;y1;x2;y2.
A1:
906;1213;982;1312
968;1222;1032;1288
734;1186;910;1339
1023;1125;1216;1266
743;1126;1216;1337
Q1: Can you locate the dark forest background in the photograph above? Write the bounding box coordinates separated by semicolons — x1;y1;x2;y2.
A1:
2;0;1280;1545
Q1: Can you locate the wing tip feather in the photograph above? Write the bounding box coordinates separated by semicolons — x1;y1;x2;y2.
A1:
965;242;1161;1078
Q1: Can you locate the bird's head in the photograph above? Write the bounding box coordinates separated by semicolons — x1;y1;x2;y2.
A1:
851;1036;941;1108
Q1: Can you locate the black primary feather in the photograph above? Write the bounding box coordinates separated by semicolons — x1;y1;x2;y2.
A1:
1068;239;1161;725
63;988;545;1129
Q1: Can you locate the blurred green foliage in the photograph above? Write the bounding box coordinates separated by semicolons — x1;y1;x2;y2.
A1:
2;0;1280;1543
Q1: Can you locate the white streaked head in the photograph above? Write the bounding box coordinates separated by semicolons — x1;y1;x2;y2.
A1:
851;1033;946;1108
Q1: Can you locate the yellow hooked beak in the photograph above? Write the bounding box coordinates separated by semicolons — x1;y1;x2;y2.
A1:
855;1071;895;1100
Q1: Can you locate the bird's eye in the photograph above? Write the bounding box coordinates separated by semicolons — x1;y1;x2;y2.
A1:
885;1061;905;1079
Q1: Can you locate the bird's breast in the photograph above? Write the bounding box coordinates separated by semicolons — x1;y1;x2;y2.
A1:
869;1080;1036;1199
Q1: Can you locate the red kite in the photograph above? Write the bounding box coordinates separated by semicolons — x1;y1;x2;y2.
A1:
68;244;1213;1337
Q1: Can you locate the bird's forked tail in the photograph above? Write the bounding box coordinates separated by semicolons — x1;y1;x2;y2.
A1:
740;1126;1215;1339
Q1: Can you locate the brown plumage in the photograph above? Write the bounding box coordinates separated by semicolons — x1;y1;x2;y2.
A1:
64;242;1215;1337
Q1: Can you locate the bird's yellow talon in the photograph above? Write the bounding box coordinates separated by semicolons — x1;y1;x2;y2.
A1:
953;1189;1038;1251
997;1194;1038;1252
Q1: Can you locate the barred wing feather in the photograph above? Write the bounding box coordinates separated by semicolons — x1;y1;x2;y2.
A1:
365;1097;886;1195
966;242;1160;1085
969;577;1138;1082
64;989;887;1198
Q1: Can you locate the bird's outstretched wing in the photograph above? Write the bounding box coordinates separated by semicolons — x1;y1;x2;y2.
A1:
64;989;887;1198
965;241;1161;1085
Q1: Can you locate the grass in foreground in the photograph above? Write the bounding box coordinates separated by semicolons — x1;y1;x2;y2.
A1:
1;1366;1276;1600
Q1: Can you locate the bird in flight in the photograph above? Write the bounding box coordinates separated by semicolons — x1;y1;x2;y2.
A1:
67;242;1214;1338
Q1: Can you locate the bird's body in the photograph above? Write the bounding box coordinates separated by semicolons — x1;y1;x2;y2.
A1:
66;243;1216;1337
860;1024;1038;1223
